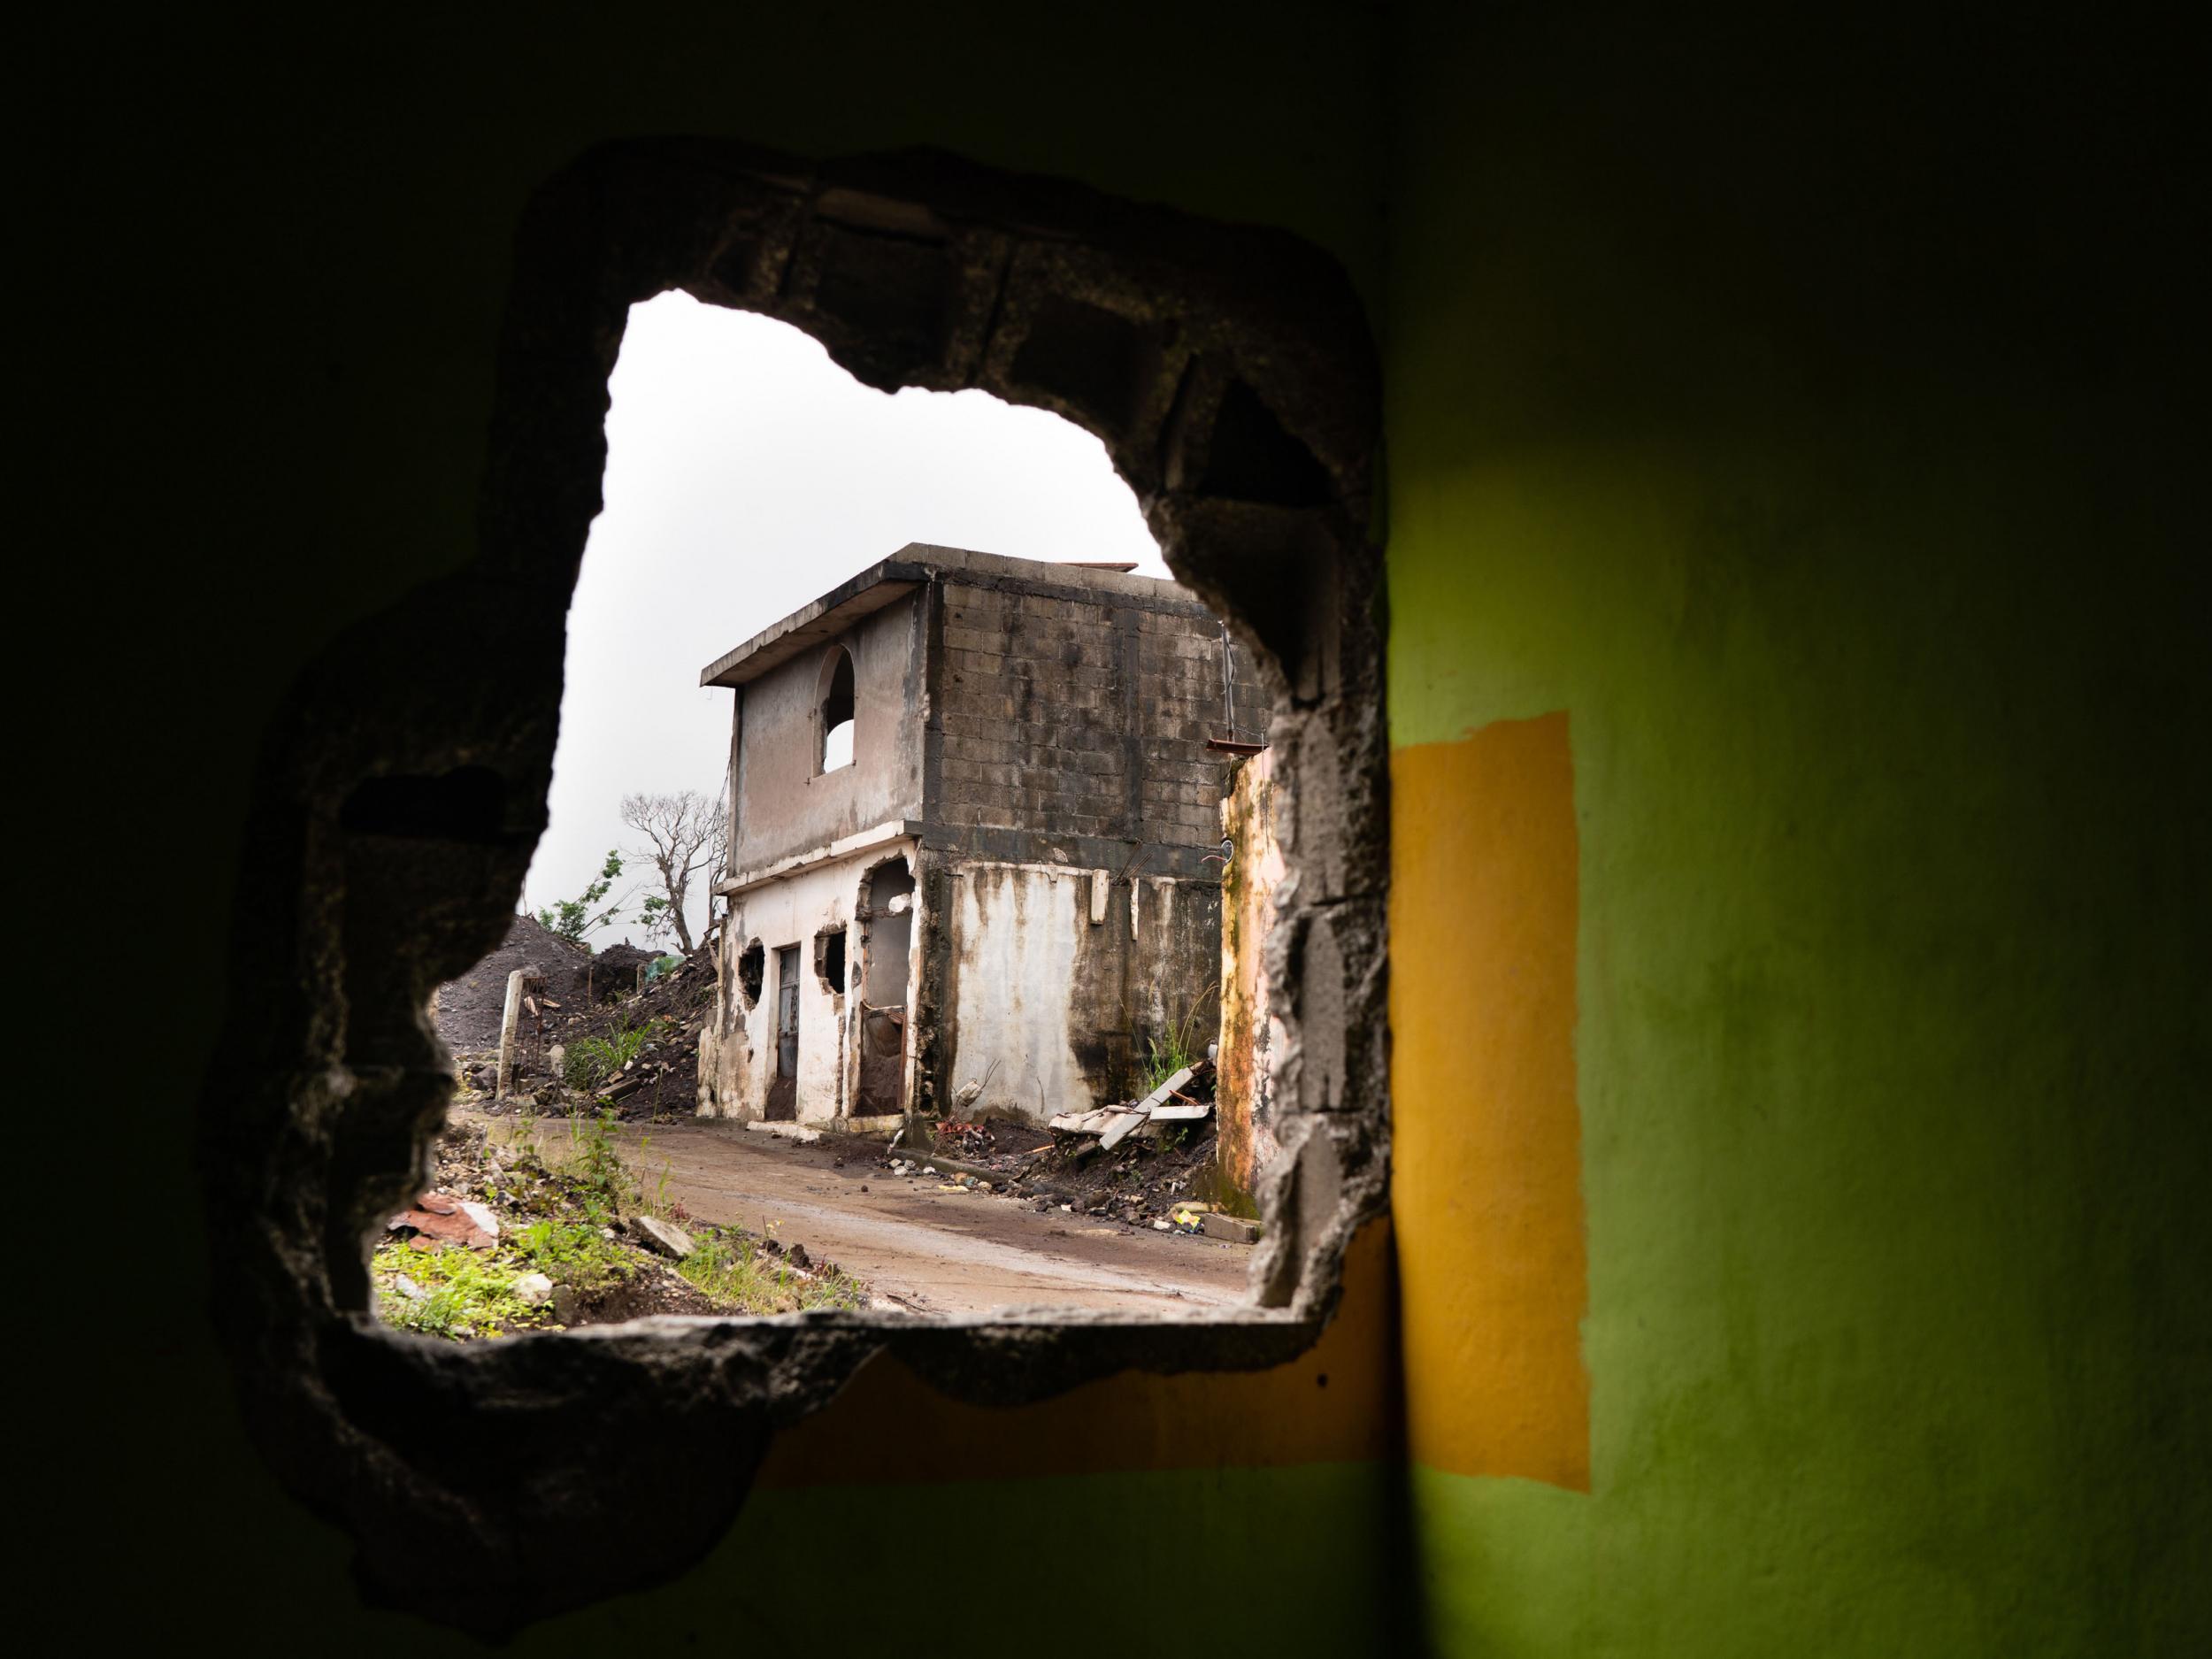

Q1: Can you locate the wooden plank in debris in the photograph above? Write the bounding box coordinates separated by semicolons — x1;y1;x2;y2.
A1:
1148;1101;1213;1121
1097;1110;1150;1151
1133;1066;1197;1114
1048;1108;1114;1134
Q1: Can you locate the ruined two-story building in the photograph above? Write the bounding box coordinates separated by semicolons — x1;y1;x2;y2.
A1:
695;544;1268;1128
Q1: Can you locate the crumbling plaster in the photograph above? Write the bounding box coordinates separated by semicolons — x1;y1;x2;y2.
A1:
705;838;918;1124
199;139;1386;1634
1217;745;1284;1211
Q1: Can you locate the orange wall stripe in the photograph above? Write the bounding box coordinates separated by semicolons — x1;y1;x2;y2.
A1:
1391;713;1591;1490
756;1219;1401;1487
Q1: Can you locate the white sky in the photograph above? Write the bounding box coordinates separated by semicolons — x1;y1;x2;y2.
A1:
524;291;1167;947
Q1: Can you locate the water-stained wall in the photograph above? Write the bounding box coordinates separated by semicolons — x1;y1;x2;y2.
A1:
928;557;1264;853
939;861;1222;1121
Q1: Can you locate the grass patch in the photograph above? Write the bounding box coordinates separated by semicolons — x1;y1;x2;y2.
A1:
511;1217;634;1294
373;1241;550;1340
676;1226;871;1315
564;1024;649;1091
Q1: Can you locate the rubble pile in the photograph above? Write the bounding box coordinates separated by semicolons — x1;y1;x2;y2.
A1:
446;937;716;1119
433;914;590;1051
373;1117;872;1340
543;939;715;1118
873;1063;1257;1238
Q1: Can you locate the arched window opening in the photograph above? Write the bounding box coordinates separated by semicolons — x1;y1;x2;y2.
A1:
819;647;855;773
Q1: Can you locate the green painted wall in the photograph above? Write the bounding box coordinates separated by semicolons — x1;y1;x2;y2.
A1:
1385;6;2207;1655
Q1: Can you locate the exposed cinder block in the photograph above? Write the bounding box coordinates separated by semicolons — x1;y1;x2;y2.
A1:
1202;1211;1262;1244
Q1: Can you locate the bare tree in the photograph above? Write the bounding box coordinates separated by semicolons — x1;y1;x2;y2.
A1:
618;788;725;954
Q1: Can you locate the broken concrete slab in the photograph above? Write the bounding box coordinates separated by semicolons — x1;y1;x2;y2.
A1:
630;1215;695;1259
1201;1212;1262;1244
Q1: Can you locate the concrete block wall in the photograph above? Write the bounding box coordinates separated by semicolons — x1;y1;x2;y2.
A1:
931;576;1265;848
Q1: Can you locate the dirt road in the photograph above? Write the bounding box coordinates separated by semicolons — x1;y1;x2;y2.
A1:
462;1108;1254;1317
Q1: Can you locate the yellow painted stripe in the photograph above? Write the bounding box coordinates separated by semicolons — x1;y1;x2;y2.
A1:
755;1219;1400;1486
1391;713;1590;1490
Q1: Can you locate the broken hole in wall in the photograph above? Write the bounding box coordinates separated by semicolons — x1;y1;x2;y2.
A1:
813;925;847;994
818;645;855;773
202;140;1387;1632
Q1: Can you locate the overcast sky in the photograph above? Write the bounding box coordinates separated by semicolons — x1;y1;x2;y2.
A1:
524;291;1168;948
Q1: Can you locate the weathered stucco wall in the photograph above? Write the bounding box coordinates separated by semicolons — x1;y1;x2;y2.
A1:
1216;745;1282;1212
729;597;925;872
940;861;1222;1121
703;839;917;1124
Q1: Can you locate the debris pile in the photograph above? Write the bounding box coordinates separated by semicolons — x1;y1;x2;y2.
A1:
371;1117;872;1340
433;914;590;1052
872;1063;1255;1236
543;940;714;1116
1048;1059;1217;1150
443;936;716;1119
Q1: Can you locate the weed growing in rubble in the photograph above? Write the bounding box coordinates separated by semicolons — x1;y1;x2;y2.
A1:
512;1218;632;1293
565;1024;649;1090
1140;987;1217;1094
677;1227;870;1315
565;1107;639;1224
373;1242;549;1340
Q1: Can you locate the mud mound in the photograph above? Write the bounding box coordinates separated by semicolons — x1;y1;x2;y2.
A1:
434;915;592;1052
583;942;658;1002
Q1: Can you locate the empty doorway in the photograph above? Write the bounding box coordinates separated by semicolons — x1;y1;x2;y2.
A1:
769;943;801;1120
856;859;915;1116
